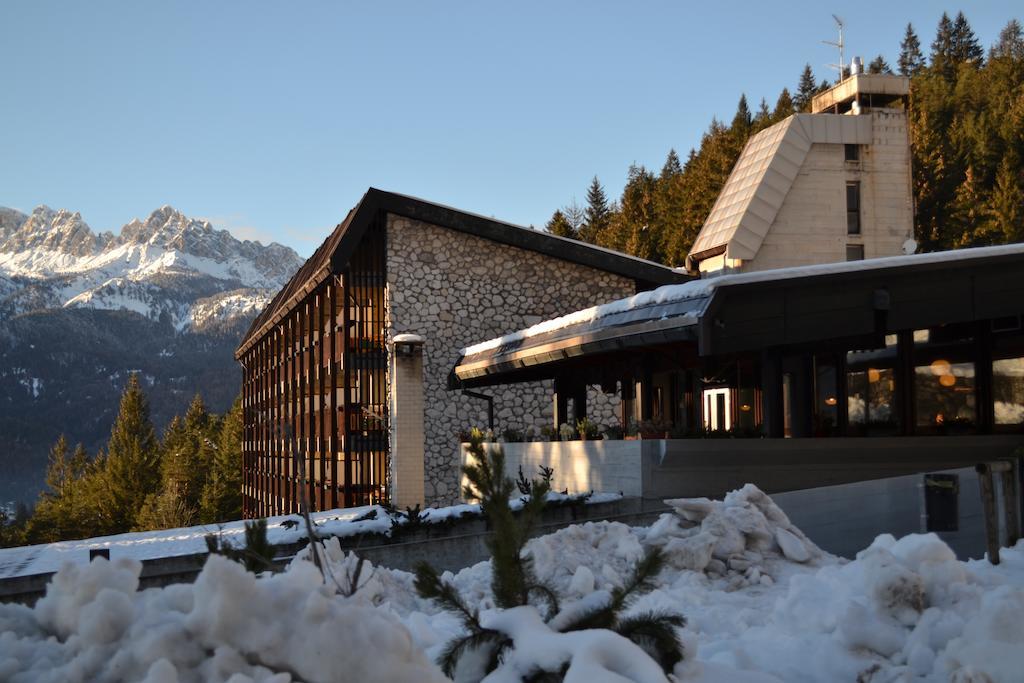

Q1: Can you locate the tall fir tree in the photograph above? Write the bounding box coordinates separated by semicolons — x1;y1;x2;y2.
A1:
581;176;611;243
201;397;243;523
545;209;576;239
991;19;1024;61
899;23;926;76
772;88;796;121
101;373;160;533
931;12;956;78
868;55;892;74
950;11;984;65
795;64;817;111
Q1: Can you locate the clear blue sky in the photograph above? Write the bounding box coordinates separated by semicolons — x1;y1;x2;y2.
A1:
0;1;1014;255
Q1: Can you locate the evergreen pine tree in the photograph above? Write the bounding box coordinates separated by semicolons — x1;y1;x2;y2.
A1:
868;55;892;74
899;23;926;76
950;11;984;65
990;19;1024;61
931;12;956;77
101;373;160;533
731;94;752;138
201;397;244;523
545;209;577;239
795;64;817;111
989;159;1024;242
581;176;611;243
772;88;796;120
562;200;586;237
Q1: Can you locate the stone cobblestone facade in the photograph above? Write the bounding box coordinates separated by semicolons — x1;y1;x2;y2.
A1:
385;215;634;505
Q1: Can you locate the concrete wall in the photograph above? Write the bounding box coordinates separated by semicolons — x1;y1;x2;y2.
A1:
772;466;991;559
471;435;1023;503
385;215;633;505
465;440;645;498
750;110;913;271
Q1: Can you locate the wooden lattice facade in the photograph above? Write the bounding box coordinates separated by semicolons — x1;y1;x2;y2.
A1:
238;222;388;517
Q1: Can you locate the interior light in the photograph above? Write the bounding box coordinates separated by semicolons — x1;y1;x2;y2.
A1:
824;397;837;406
930;359;951;376
939;374;956;387
740;404;752;412
868;368;881;383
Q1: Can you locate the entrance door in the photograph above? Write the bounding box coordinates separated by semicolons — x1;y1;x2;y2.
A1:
703;388;732;432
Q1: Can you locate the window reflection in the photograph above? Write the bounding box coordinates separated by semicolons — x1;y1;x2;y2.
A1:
994;357;1024;427
913;324;975;433
847;338;899;436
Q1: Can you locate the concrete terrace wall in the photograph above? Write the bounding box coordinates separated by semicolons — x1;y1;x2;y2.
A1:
385;215;634;505
472;435;1023;502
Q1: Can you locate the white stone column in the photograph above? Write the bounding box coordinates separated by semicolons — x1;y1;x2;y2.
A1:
390;334;426;509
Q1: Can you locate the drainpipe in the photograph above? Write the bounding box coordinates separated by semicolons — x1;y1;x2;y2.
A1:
462;389;495;432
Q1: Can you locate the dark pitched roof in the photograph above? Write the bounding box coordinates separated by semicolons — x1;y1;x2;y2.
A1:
236;188;687;357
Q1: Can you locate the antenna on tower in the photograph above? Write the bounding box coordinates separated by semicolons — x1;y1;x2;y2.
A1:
822;14;846;81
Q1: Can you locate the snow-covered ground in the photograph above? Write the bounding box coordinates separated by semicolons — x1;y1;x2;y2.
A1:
0;492;622;580
2;485;1022;682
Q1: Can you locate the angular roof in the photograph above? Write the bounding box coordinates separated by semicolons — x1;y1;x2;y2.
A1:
236;188;687;357
688;114;872;266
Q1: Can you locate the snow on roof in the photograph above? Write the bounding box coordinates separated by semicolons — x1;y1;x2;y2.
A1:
461;243;1024;359
689;113;872;263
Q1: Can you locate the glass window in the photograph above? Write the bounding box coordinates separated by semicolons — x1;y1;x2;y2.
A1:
814;356;839;436
913;325;976;433
847;337;899;436
846;244;865;261
846;182;861;235
845;144;860;161
993;357;1024;427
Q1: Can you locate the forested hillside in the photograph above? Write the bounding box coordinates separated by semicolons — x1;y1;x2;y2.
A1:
546;12;1024;265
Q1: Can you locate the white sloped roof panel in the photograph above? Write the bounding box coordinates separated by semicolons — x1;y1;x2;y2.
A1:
691;114;877;264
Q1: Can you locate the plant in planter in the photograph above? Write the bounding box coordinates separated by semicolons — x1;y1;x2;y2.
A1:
603;424;625;440
502;426;525;443
638;418;671;439
558;422;578;441
539;425;557;442
415;435;685;680
576;417;602;441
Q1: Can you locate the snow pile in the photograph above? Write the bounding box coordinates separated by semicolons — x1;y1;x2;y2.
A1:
647;484;823;588
3;485;1023;682
0;554;446;683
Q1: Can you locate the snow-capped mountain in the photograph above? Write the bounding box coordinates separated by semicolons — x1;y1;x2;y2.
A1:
0;205;302;329
0;204;304;505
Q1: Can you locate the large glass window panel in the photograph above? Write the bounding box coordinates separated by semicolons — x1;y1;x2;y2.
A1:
814;356;839;436
847;338;899;436
915;362;976;429
913;324;976;433
993;357;1024;426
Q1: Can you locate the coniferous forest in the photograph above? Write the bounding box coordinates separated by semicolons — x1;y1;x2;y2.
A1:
547;12;1024;265
0;376;243;546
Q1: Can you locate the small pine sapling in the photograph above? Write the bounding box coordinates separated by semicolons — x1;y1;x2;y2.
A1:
204;518;276;573
415;434;685;679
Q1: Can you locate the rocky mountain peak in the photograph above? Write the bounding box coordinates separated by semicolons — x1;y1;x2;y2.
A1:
0;207;28;242
1;205;103;257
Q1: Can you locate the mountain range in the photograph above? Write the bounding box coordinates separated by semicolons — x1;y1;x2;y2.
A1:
0;205;304;505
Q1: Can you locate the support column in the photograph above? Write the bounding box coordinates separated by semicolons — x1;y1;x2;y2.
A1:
552;376;569;432
761;350;784;438
390;334;426;509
